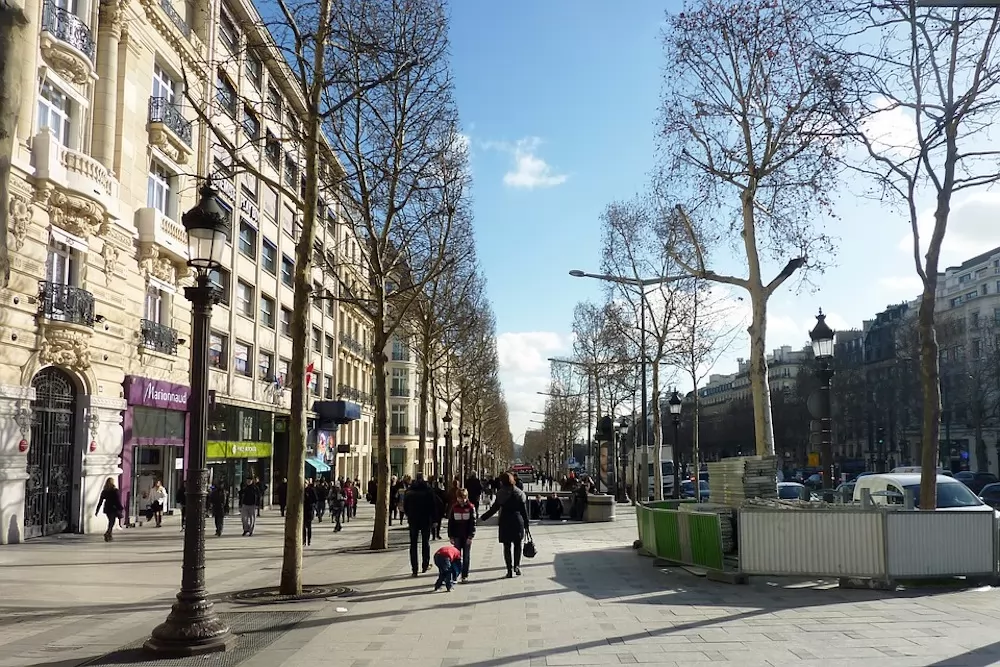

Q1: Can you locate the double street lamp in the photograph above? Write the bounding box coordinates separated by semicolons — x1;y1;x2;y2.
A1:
809;310;836;494
146;184;233;655
668;390;682;499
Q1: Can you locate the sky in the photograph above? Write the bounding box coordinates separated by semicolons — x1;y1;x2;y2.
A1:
447;0;1000;446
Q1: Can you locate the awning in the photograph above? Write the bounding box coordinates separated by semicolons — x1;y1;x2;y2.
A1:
305;457;330;473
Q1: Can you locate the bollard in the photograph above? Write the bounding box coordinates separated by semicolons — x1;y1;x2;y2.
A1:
903;488;915;510
860;487;873;509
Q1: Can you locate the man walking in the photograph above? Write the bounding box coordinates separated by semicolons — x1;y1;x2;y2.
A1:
403;473;436;577
239;479;260;536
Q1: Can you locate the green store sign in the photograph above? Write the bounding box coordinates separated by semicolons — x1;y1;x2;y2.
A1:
207;441;273;459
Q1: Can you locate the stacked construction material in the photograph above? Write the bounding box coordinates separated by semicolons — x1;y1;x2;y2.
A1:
679;502;737;553
707;456;778;507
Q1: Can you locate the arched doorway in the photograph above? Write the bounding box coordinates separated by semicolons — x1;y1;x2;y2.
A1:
25;367;77;538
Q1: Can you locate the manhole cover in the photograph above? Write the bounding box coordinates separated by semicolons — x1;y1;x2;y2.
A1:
230;586;354;604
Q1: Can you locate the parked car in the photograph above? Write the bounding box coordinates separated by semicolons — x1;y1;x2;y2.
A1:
979;482;1000;509
777;482;807;500
680;480;710;501
853;473;993;511
954;471;999;494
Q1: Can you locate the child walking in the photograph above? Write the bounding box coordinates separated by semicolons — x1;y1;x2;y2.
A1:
447;488;477;583
432;544;463;592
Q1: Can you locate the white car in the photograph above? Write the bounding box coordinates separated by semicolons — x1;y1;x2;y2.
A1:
853;473;993;512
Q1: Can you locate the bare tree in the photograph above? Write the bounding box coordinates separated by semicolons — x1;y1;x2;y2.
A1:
0;0;28;288
657;0;849;457
833;0;1000;508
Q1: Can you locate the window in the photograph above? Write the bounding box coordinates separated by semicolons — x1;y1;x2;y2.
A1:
277;358;289;385
973;339;982;359
245;51;263;89
267;85;281;120
46;239;77;286
210;332;228;369
390;404;408;435
283;153;299;189
313;281;323;308
971;311;980;329
392;337;409;361
281;203;296;238
324;335;334;358
218;7;238;52
260;294;275;328
261;239;277;274
281;254;294;287
309;371;318;396
146;160;173;217
238;219;257;258
241;172;259;201
37;80;71;146
234;340;251;376
324;375;334;399
259;350;273;380
242;105;260;141
216;72;237;116
280;307;292;336
236;280;254;318
960;274;972;284
152;64;177;102
312;327;322;352
144;285;166;324
209;267;231;305
391;368;408;396
264;131;280;169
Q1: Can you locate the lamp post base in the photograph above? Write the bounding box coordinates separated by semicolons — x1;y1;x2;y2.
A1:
144;594;234;656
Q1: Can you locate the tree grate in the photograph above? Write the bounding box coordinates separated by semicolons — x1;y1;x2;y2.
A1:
81;611;311;667
230;585;354;604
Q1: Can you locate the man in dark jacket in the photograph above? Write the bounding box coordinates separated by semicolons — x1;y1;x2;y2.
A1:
403;473;436;576
465;475;483;509
238;480;260;536
276;478;288;516
447;488;477;583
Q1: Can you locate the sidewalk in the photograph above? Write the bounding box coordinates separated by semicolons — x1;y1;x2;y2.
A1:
3;504;1000;666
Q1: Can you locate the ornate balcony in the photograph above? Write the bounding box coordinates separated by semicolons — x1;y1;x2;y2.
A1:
138;0;207;78
36;282;96;372
390;386;410;398
40;1;95;84
159;0;190;36
140;318;179;355
147;97;193;164
339;332;370;360
32;129;120;239
39;281;94;327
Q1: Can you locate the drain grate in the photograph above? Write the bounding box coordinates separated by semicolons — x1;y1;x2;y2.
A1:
230;585;354;604
82;611;311;667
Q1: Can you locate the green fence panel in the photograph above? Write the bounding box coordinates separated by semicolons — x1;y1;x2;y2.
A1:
652;510;682;561
686;513;724;570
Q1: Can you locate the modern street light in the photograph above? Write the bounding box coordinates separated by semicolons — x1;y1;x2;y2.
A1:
146;184;233;656
443;411;453;483
569;269;689;502
809;310;836;496
668;390;682;499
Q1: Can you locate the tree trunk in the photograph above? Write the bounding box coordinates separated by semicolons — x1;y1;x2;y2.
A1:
430;373;439;477
445;399;454;482
0;0;29;289
279;0;329;593
747;287;775;456
651;362;662;501
370;332;390;549
417;333;431;474
691;371;701;502
917;284;941;510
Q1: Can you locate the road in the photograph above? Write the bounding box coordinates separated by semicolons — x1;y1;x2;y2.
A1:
2;503;1000;666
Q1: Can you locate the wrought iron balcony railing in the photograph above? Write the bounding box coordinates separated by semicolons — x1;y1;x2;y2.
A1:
159;0;191;36
38;281;95;327
148;97;193;146
140;318;179;355
42;1;96;62
390;426;409;436
390;386;409;398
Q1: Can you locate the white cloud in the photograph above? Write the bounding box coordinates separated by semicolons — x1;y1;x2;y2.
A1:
482;137;568;190
862;97;920;157
496;331;573;443
876;274;924;301
897;192;1000;262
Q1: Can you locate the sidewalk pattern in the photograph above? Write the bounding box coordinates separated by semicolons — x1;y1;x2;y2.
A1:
2;504;1000;666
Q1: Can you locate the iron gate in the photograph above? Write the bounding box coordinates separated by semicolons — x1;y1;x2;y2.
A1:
25;367;76;539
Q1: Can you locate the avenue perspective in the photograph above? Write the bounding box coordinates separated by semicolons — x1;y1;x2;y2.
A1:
3;0;1000;665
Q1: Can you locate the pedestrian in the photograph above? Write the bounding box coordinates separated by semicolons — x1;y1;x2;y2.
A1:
149;480;167;528
239;479;260;536
277;477;288;517
316;480;329;523
389;475;401;525
342;480;354;524
447;488;477;583
432;481;447;540
209;484;226;536
432;543;463;592
480;472;530;578
254;476;267;517
303;478;318;546
403;473;436;577
367;478;377;504
350;479;360;518
95;477;123;542
465;474;483;510
174;484;185;530
329;482;345;532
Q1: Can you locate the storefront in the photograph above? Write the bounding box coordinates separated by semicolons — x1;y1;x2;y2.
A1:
121;376;190;523
206;402;273;504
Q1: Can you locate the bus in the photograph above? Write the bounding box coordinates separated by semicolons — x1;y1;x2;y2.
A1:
510;464;536;484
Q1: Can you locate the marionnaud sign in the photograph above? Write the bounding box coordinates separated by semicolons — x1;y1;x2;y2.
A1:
124;375;190;411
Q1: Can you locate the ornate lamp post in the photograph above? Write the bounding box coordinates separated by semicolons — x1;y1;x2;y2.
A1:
809;310;836;495
616;416;630;503
145;184;233;656
668;390;682;499
443;411;453;482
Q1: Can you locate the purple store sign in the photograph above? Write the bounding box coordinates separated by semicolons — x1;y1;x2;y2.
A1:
124;375;190;411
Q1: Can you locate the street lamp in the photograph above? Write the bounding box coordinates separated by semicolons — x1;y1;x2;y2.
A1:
617;417;630;503
668;390;682;499
146;183;233;655
569;269;688;502
443;411;453;483
809;309;836;495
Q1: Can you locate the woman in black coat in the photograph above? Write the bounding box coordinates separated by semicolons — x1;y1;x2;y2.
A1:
95;477;123;542
303;479;318;546
480;472;530;578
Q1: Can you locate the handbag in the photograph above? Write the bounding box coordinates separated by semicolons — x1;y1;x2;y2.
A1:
523;526;537;559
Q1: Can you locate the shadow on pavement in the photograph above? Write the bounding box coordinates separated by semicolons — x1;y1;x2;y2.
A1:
926;640;1000;666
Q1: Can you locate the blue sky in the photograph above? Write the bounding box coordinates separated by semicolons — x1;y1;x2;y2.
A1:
448;1;1000;443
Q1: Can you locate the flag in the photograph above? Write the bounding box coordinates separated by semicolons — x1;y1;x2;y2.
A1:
305;362;315;388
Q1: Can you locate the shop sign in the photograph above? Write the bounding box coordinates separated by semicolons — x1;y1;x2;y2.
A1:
207;440;273;459
124;375;190;411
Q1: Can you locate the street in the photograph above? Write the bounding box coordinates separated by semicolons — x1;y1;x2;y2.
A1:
2;505;1000;666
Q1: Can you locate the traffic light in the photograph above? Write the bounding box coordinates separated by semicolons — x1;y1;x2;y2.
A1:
876;427;886;447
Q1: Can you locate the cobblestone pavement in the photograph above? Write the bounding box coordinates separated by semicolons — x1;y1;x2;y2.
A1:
3;502;1000;666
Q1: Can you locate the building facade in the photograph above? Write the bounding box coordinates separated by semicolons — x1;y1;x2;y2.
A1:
0;0;375;542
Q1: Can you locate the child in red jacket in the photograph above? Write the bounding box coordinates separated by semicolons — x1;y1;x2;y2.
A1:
447;488;477;583
433;544;463;592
